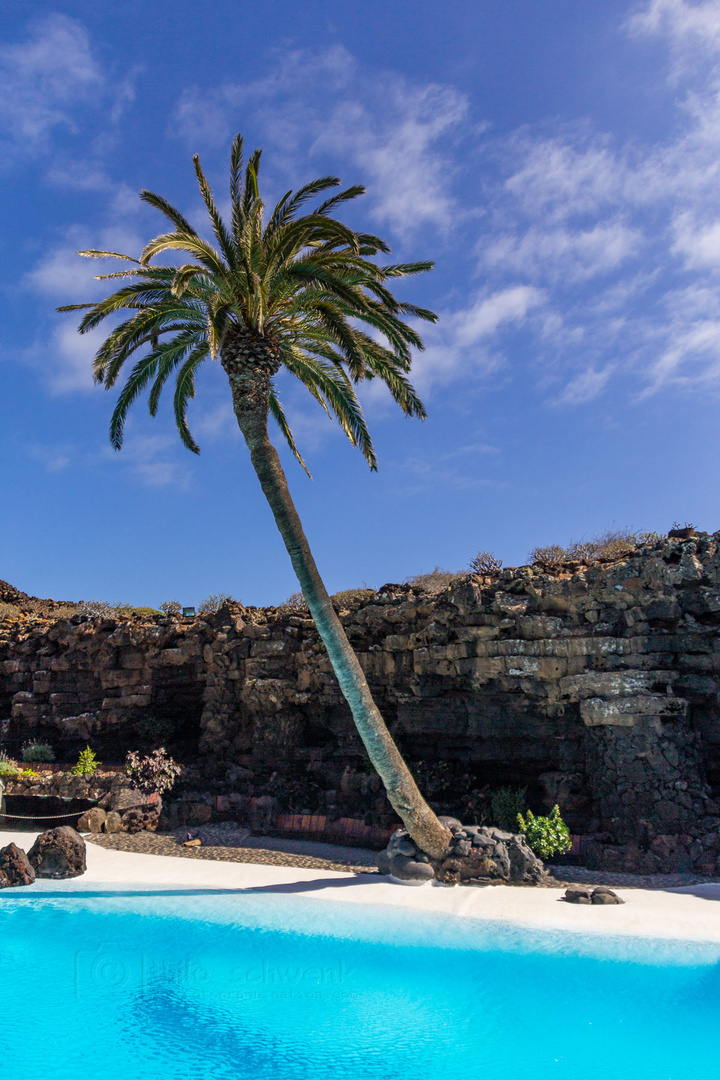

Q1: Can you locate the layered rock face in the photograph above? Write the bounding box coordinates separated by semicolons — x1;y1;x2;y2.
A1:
2;532;720;874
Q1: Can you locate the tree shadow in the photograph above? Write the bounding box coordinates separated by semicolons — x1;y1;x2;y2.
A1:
0;874;382;902
662;883;720;901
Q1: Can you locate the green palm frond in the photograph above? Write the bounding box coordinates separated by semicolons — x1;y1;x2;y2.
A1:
268;392;311;478
59;130;436;468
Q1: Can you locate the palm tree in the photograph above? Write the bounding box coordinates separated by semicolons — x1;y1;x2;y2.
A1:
59;133;451;859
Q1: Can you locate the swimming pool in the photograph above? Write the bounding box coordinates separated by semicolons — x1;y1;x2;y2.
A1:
1;884;718;1080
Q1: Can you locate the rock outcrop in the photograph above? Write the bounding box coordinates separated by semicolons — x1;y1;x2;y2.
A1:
2;531;720;874
0;842;36;888
378;817;548;885
27;826;86;878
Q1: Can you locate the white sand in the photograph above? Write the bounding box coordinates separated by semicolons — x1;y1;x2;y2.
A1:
2;828;720;944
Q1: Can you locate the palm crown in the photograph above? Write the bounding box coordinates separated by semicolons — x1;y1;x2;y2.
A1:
60;133;437;473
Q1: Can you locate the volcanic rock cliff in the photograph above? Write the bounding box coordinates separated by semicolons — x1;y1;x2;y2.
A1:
2;531;720;874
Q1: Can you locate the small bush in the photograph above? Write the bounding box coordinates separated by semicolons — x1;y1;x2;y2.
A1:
70;745;101;777
529;528;664;570
134;714;178;746
0;756;19;777
21;740;55;763
49;605;79;620
490;786;527;831
76;600;119;619
469;551;503;575
159;600;182;615
405;567;465;595
125;748;183;796
517;804;572;860
528;544;569;568
198;593;238;615
277;591;309;615
115;605;162;618
331;588;375;611
0;602;22;620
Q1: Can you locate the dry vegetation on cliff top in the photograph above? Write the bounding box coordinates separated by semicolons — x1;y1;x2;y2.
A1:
0;526;698;626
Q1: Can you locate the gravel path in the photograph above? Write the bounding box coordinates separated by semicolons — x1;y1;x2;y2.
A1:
86;832;717;890
551;865;716;889
87;829;379;875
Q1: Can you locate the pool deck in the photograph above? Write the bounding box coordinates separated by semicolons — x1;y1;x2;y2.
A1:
2;828;720;944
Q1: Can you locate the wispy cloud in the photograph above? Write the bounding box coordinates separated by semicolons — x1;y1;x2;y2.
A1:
0;14;102;162
173;45;470;239
408;286;545;395
100;432;193;489
473;0;720;400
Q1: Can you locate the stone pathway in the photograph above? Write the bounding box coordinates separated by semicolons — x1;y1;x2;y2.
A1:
551;865;716;889
85;834;717;890
86;830;379;875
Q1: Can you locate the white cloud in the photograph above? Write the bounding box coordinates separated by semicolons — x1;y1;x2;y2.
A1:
312;82;469;237
628;0;720;53
0;15;102;160
468;1;720;400
409;286;545;394
484;221;641;282
173;46;470;238
504;135;623;222
100;432;192;489
43;322;104;393
22;226;145;393
672;213;720;268
556;366;614;405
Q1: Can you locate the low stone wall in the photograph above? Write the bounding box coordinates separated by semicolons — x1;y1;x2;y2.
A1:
2;531;720;874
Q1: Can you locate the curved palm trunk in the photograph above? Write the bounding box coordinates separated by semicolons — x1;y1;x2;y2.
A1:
223;347;450;859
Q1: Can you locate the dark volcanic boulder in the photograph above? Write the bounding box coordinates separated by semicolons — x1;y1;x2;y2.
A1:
28;827;87;879
77;807;107;833
564;885;624;905
0;842;36;888
122;800;161;834
378;824;549;886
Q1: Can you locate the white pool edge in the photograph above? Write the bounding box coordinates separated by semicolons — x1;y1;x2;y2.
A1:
2;829;720;945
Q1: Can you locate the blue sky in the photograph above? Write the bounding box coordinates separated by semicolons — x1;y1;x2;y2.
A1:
2;1;720;607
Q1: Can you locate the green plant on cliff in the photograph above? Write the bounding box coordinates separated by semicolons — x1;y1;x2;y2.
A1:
58;132;451;859
125;748;182;795
21;740;55;763
0;755;19;777
517;804;572;860
490;786;527;831
70;745;101;777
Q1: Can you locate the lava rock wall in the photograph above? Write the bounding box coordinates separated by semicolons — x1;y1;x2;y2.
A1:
2;532;720;874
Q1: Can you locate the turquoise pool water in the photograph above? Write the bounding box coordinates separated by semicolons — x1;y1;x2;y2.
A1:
1;885;719;1080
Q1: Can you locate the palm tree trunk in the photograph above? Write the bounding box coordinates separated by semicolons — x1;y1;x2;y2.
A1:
226;389;450;859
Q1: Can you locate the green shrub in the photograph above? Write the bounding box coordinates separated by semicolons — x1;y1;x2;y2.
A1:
517;804;572;860
21;740;55;763
70;746;101;777
115;605;162;618
0;757;19;777
490;786;527;831
134;714;178;746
